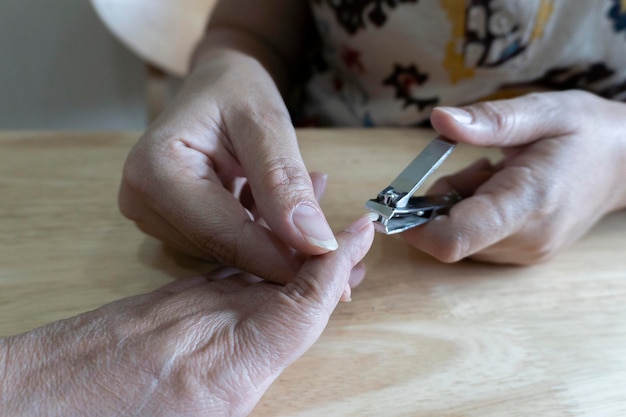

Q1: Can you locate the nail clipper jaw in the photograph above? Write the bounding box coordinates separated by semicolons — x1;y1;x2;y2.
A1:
371;214;427;235
365;199;393;233
366;201;432;235
365;198;429;235
366;193;462;234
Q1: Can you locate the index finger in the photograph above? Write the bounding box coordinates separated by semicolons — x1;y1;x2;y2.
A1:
402;164;541;263
162;176;305;284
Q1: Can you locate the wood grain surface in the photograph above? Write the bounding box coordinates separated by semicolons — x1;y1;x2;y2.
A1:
1;129;625;416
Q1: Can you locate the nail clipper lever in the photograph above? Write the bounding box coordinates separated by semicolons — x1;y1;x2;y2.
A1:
365;136;460;234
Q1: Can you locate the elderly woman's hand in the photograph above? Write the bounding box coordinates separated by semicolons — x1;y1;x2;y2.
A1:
406;90;626;264
118;0;330;285
1;215;375;417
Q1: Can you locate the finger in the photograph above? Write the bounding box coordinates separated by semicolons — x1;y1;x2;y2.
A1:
165;178;305;284
156;276;209;295
278;213;376;312
119;181;226;261
240;171;327;225
250;213;377;361
129;138;305;283
206;266;245;281
402;164;541;263
309;171;329;202
348;261;366;288
340;261;367;302
430;91;580;147
229;109;338;255
427;158;495;197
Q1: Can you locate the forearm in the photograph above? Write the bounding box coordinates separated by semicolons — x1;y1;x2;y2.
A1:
0;337;8;406
0;322;148;417
191;0;312;93
0;336;26;415
1;332;55;416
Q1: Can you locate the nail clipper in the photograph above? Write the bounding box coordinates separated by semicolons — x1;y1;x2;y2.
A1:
365;136;461;234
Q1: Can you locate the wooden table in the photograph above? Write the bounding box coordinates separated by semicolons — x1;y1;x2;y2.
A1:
1;130;625;416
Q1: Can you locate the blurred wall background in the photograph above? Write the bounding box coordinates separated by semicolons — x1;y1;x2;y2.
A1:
0;0;147;130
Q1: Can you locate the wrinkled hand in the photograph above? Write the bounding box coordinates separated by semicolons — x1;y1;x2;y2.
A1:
118;52;337;284
406;90;626;264
1;216;375;417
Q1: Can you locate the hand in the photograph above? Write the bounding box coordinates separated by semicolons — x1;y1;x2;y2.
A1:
405;90;626;264
1;215;375;417
118;50;337;284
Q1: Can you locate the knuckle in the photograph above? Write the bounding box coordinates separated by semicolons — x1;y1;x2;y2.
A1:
254;110;291;133
243;100;291;129
235;101;293;142
117;190;137;221
475;100;517;138
533;92;575;129
121;164;146;199
429;231;473;263
261;156;312;200
559;90;600;126
561;89;595;103
118;152;155;221
522;91;584;133
190;222;243;266
282;271;327;309
520;218;563;265
118;180;145;222
526;242;559;264
511;234;560;265
475;91;589;140
512;166;562;222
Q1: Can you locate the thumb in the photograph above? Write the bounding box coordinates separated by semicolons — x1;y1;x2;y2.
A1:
250;213;377;363
430;92;578;147
231;109;338;256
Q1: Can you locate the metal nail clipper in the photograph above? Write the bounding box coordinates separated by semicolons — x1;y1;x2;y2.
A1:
365;136;461;234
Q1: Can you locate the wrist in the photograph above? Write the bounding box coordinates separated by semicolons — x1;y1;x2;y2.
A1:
191;27;292;93
174;48;290;123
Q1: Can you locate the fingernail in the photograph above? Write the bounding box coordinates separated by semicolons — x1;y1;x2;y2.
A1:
436;106;473;124
340;284;352;302
345;212;379;233
292;204;338;251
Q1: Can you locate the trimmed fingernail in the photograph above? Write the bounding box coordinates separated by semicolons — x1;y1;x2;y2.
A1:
436;106;473;124
292;204;338;251
345;212;379;233
340;284;352;302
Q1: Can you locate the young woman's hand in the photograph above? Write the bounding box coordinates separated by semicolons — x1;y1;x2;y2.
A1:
406;90;626;264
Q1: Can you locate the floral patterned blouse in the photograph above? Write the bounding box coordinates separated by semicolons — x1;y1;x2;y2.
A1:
293;0;626;126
